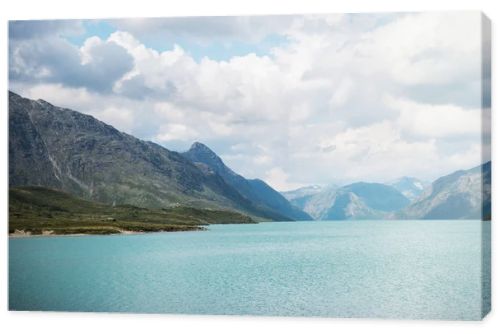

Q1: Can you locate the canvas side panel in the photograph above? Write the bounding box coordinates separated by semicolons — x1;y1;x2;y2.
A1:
481;12;492;320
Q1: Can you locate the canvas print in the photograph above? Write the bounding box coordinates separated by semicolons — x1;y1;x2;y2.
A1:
8;12;491;320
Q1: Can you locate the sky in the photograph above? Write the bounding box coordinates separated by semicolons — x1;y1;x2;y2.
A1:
8;12;490;191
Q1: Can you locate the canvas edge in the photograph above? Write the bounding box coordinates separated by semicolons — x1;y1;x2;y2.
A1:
480;11;492;320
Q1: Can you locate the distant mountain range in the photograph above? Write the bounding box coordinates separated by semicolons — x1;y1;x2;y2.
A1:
284;182;410;220
8;91;309;221
9;91;491;221
284;163;491;220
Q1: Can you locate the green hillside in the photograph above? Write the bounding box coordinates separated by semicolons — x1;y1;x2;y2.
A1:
9;186;256;236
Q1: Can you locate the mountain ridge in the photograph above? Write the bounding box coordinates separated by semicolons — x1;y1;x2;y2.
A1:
399;161;491;220
8;91;290;221
9;91;490;222
387;176;427;201
182;142;311;221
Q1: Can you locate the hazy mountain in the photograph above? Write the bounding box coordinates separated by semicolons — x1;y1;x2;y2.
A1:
400;162;491;220
281;185;324;211
321;182;410;220
281;185;324;201
8;91;289;221
300;185;340;219
388;177;428;200
183;142;311;221
289;182;409;220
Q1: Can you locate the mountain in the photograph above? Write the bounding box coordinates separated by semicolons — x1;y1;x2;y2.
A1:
282;185;324;201
183;142;311;221
387;177;428;200
8;91;289;221
321;182;410;220
297;185;340;219
281;185;324;209
289;182;409;220
291;182;411;220
399;162;491;220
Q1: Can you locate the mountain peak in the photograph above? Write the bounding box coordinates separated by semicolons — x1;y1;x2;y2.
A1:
189;141;214;153
36;98;54;107
186;142;222;163
182;142;312;221
9;92;290;221
184;142;231;177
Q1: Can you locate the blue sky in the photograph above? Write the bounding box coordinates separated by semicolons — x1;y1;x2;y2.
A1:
64;19;290;61
8;13;489;190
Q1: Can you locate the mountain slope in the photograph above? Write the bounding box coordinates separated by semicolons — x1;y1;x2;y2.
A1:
281;185;324;210
299;185;339;219
400;162;491;219
290;182;410;220
9;186;255;235
8;91;282;220
387;177;427;200
281;185;324;201
321;182;410;220
183;142;311;221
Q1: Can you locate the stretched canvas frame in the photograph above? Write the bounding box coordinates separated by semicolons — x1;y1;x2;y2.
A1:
8;12;491;320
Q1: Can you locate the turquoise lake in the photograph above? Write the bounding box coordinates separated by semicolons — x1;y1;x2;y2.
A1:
9;220;490;320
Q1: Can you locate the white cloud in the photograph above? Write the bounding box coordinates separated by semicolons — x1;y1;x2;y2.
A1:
112;16;299;44
155;124;199;142
9;33;133;92
386;96;482;139
9;12;487;190
264;167;305;192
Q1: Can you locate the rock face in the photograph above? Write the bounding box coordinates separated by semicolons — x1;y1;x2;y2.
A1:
400;162;491;220
387;177;427;201
297;185;340;220
281;185;324;209
287;182;409;220
320;182;410;220
183;142;312;221
8;91;294;220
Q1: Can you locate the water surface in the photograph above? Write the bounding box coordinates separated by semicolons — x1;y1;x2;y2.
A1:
9;220;488;319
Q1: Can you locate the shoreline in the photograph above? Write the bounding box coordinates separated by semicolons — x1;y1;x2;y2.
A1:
8;228;205;239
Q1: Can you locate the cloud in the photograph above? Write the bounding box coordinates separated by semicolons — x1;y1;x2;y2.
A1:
263;167;305;192
97;106;136;133
155;124;199;142
111;16;298;44
386;96;482;139
9;12;487;190
9;31;133;93
9;20;84;40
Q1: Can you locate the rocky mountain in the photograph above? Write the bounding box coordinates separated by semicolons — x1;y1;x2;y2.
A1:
9;91;490;222
281;185;323;209
387;177;428;201
321;182;410;220
288;182;409;220
282;185;324;201
297;185;340;219
8;91;293;221
399;162;491;220
183;142;311;221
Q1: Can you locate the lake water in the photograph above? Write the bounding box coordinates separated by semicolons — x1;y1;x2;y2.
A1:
9;220;490;320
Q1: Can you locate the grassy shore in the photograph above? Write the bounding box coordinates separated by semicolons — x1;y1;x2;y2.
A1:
9;186;256;236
